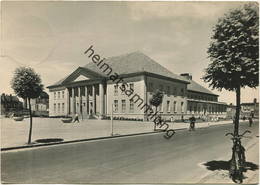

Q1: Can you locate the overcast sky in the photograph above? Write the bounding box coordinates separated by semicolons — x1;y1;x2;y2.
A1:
1;1;258;104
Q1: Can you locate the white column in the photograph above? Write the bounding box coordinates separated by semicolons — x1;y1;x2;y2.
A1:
66;88;70;115
99;83;104;117
85;86;89;115
78;86;82;115
72;87;75;114
93;85;96;114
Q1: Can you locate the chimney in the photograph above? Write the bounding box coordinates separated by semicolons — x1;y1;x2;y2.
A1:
180;73;192;80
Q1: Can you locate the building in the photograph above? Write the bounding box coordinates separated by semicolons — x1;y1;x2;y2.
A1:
226;103;236;119
0;93;23;116
24;91;49;116
241;98;259;118
181;73;227;119
47;51;227;120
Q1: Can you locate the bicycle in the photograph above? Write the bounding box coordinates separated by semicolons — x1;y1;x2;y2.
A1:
225;130;251;184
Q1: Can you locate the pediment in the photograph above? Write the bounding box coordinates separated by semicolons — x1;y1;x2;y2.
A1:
61;67;104;85
73;75;90;82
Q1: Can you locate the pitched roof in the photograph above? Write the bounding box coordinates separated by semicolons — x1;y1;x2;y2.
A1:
83;51;189;83
187;79;218;96
50;51;189;87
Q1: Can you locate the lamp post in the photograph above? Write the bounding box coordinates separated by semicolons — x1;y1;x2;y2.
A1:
111;103;114;136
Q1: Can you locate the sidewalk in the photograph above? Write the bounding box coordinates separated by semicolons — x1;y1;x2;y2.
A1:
0;117;242;149
198;136;259;184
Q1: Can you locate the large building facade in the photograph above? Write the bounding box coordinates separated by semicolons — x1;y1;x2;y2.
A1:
47;51;227;120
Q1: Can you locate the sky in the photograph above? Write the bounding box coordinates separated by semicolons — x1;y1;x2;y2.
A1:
0;1;258;104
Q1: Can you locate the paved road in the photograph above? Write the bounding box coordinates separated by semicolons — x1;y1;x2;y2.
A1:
1;121;258;183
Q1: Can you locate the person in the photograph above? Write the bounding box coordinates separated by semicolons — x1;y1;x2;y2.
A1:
189;115;196;131
74;113;80;123
249;116;253;127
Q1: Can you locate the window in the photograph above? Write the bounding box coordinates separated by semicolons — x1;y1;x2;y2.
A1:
54;92;56;100
181;102;184;113
58;103;60;113
130;99;134;113
114;100;118;113
167;100;170;112
114;85;118;96
122;100;126;113
54;103;56;112
62;91;65;98
121;84;127;95
173;101;177;112
58;92;60;99
62;103;65;112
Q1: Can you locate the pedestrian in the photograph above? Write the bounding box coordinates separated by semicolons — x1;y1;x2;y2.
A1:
249;117;253;127
74;113;80;123
189;115;196;131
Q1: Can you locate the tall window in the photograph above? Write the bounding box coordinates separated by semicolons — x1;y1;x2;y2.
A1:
167;100;170;112
54;92;56;100
173;101;177;112
114;85;118;96
54;103;56;113
62;103;65;113
130;99;134;113
181;102;184;113
58;92;60;99
62;91;65;98
58;103;60;113
114;100;118;113
121;84;125;95
122;100;126;113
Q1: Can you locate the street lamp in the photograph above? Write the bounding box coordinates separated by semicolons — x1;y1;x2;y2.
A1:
111;103;114;136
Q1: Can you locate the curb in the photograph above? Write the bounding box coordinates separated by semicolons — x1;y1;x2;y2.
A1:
2;129;178;151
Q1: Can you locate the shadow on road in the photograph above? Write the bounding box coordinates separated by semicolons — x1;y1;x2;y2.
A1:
203;160;259;172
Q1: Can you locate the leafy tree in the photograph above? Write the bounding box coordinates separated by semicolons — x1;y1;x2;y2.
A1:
11;67;43;144
150;89;164;131
203;3;259;136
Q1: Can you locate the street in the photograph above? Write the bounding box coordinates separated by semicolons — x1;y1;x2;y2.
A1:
1;121;259;183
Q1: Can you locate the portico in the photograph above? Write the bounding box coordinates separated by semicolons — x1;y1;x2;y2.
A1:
47;67;107;118
65;82;106;118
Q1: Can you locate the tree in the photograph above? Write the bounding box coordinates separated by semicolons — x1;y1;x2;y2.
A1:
11;67;43;144
203;3;259;136
149;89;164;131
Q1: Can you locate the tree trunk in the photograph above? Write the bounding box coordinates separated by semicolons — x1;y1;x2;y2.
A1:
154;106;157;131
28;98;33;144
234;86;241;136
